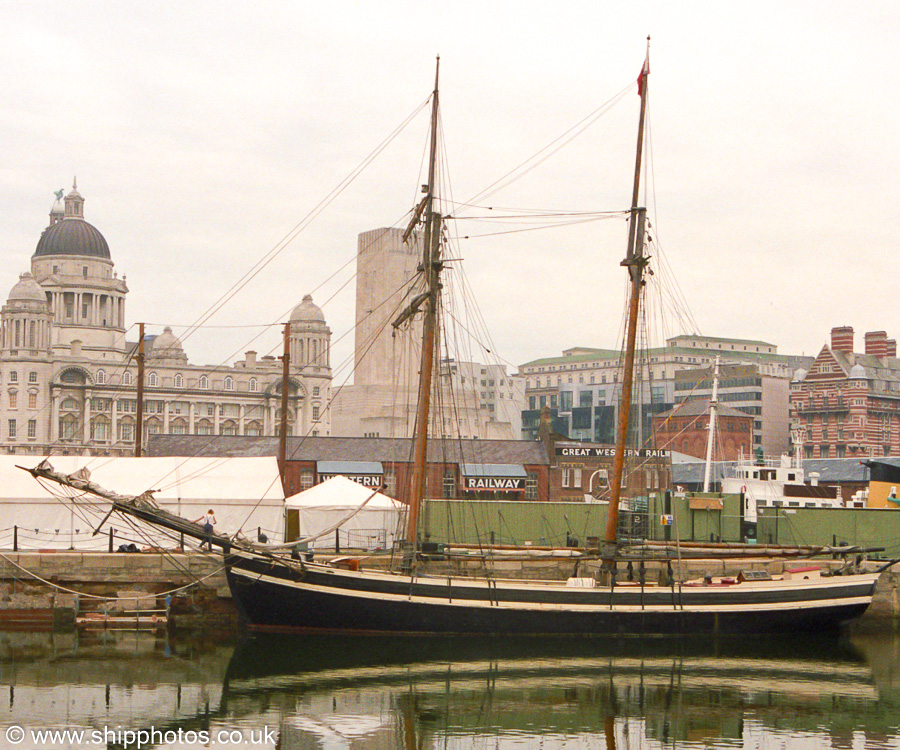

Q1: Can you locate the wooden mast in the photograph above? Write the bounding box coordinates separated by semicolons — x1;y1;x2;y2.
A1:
405;57;442;550
605;40;650;553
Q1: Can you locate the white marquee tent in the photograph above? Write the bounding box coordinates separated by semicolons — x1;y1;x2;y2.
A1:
284;475;404;551
0;456;285;550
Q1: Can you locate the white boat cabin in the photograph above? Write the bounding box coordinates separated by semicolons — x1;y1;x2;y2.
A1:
721;454;843;511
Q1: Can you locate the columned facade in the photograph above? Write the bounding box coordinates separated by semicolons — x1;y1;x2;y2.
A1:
0;183;333;456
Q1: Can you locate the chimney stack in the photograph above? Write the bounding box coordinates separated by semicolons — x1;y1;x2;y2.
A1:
830;326;854;354
865;331;888;358
888;339;897;358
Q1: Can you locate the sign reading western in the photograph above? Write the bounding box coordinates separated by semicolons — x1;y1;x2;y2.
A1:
555;447;671;458
318;474;383;488
463;476;525;491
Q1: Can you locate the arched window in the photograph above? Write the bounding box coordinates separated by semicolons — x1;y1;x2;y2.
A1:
199;375;209;389
59;415;78;440
249;378;258;393
61;397;78;410
90;417;110;441
174;373;184;388
225;376;234;391
96;369;106;385
123;371;133;385
148;372;158;387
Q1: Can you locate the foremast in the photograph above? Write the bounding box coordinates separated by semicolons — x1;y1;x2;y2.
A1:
401;57;443;556
605;40;650;556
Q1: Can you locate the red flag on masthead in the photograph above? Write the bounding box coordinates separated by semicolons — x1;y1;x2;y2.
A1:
637;52;649;96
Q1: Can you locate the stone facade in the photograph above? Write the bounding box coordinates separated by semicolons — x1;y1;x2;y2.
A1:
0;183;332;456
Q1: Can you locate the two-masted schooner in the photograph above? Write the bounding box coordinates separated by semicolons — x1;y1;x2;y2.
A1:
22;49;886;635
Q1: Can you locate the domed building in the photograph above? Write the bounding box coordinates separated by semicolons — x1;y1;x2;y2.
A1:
0;183;332;456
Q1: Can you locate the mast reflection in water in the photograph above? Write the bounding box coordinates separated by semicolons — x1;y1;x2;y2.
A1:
1;630;900;749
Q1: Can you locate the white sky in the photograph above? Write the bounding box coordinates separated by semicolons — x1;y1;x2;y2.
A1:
2;1;898;379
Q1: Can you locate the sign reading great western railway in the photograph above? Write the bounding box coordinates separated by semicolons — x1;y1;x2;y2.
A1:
555;447;671;458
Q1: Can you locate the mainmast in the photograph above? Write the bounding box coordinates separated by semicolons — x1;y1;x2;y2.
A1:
605;40;650;554
703;356;721;493
403;57;442;551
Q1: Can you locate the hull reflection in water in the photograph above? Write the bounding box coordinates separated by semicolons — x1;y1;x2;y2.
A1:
223;635;900;749
1;631;899;749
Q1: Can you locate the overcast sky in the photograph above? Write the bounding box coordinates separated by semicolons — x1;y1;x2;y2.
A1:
2;1;898;380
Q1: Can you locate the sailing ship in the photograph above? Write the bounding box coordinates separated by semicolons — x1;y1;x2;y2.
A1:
21;49;890;635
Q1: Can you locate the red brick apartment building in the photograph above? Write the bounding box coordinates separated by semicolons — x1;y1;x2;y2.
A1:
790;327;900;459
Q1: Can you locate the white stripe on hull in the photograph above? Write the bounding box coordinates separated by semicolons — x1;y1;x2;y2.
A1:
229;565;876;615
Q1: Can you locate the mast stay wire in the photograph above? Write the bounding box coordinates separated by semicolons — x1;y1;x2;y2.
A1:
457;83;634;213
173;97;432;350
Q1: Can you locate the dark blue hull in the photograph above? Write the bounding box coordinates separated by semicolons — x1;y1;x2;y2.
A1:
224;550;877;636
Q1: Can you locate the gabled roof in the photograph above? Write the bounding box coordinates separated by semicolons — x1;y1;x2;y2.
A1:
666;334;776;348
810;347;900;389
655;399;751;420
147;435;549;466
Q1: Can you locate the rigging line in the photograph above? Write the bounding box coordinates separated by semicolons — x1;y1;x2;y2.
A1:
448;258;522;375
140;322;282;330
435;305;489;555
456;214;625;240
33;479;113;535
27;481;206;576
0;550;227;601
143;214;425;439
461;83;634;211
136;455;234;497
644;113;700;337
452;210;626;221
446;199;625;214
18;324;141;432
175;97;431;346
285;271;426;464
160;221;422;392
112;511;216;582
